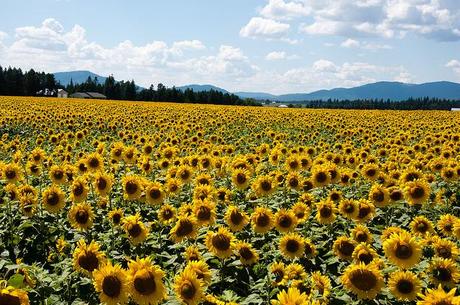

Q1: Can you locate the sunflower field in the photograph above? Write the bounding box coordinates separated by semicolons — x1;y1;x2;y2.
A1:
0;96;459;305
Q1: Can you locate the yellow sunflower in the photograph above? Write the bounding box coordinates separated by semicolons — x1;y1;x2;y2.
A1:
274;209;298;233
127;257;167;305
427;258;460;288
315;200;337;225
341;263;384;300
174;269;204;305
122;175;143;201
70;176;89;203
383;232;421;269
235;242;259;266
404;179;431;205
170;216;197;243
68;202;94;231
145;182;165;205
93;172;113;197
93;262;129;305
73;239;106;275
270;287;309;305
123;214;149;245
205;226;235;258
333;236;357;260
158;204;176;225
231;168;251;190
279;233;305;259
184;260;212;285
224;205;249;232
410;215;434;236
270;262;287;286
251;175;276;197
388;270;421;301
0;284;29;305
42;185;66;213
417;285;460;305
251;207;274;234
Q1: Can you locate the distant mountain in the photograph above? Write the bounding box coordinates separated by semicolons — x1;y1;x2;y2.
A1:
53;70;460;102
276;81;460;102
177;84;228;93
53;70;107;86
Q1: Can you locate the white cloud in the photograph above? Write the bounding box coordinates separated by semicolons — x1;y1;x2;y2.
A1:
304;0;460;40
340;38;392;50
446;59;460;77
266;51;286;60
240;17;290;39
0;18;257;88
260;0;310;20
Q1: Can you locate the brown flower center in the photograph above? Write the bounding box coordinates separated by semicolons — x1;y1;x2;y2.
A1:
350;270;377;291
0;293;21;305
278;215;292;228
47;192;59;206
286;239;300;253
75;210;89;224
125;181;138;195
239;247;254;260
176;220;193;237
78;251;99;272
102;275;121;298
395;243;413;259
181;281;196;299
396;279;414;294
134;270;156;295
212;234;231;251
127;223;142;238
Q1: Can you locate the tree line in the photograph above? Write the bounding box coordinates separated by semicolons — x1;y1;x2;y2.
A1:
289;97;460;110
1;65;459;109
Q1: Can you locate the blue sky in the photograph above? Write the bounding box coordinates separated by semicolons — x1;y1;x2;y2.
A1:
0;0;460;94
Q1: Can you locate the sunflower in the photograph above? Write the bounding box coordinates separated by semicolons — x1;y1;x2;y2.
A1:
224;205;249;232
108;208;124;226
73;239;106;275
341;263;384;300
338;199;359;220
251;207;274;234
410;215;434;236
432;237;459;260
123;214;149;245
388;186;404;202
193;184;215;201
165;178;182;195
361;163;380;181
252;175;276;197
93;172;113;197
0;284;29;305
174;269;204;305
176;165;193;184
352;243;378;265
388;270;421;301
122;175;143;201
93;262;129;305
417;285;460;305
333;236;357;260
42;185;66;213
427;258;460;288
193;199;216;226
285;263;307;281
274;209;298;233
383;232;421;269
311;166;331;187
270;287;309;305
70;177;89;203
311;271;331;299
170;216;197;243
145;182;165;205
355;199;375;223
231;168;251;190
368;184;390;207
285;172;301;191
68;202;94;231
279;233;305;259
290;202;310;223
26;161;41;177
235;242;259;265
205;226;235;258
437;214;458;236
270;262;287;286
303;238;316;258
19;194;37;217
404;179;431;205
351;225;373;244
184;245;201;262
184;260;212;285
48;164;67;185
3;163;23;184
127;257;167;305
158;204;176;225
86;153;104;172
315;200;337;225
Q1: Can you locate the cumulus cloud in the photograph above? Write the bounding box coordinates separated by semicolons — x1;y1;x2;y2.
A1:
239;17;290;39
340;38;392;50
265;51;286;60
260;0;310;20
300;0;460;41
446;59;460;77
0;18;258;88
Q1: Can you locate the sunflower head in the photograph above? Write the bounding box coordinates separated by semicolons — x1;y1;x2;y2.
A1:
225;205;249;232
205;227;235;259
73;239;106;275
123;214;149;245
174;269;204;305
127;257;167;305
279;233;305;260
93;262;129;305
383;232;422;269
388;270;421;301
341;263;384;300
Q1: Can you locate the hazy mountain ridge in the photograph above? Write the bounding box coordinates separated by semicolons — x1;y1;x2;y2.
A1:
53;71;460;101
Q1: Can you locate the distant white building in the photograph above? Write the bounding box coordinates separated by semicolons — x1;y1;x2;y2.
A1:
57;89;68;98
278;104;288;108
451;108;460;111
